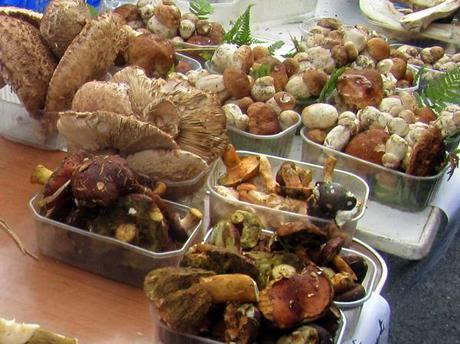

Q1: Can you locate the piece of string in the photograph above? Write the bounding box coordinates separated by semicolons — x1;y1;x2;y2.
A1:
0;218;39;261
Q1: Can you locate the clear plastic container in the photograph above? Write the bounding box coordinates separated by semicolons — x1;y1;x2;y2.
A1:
0;87;66;151
300;127;447;212
176;52;203;72
0;0;49;11
203;228;377;309
207;151;369;242
227;114;301;158
175;0;317;29
153;306;347;344
29;194;206;288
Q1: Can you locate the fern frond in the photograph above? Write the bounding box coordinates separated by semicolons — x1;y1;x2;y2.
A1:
251;63;272;79
268;40;285;55
417;66;460;115
318;66;347;103
224;5;259;46
190;0;214;20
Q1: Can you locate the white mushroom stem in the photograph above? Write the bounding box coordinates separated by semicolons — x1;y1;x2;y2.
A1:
222;104;249;131
195;74;226;93
179;19;195;39
387;117;410;137
266;97;282;115
185;69;209;86
279;110;299;130
337;111;359;135
211;44;238;73
285;74;310;99
377;59;394;74
324;125;352;151
434;106;460;138
357;106;383;129
382;134;409;169
405;122;429;146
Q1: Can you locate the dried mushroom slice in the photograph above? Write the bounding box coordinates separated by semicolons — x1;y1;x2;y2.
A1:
0;15;57;118
110;66;165;115
45;13;125;113
57;111;178;153
71;81;134;115
0;7;42;28
160;78;228;164
40;0;90;58
126;149;208;182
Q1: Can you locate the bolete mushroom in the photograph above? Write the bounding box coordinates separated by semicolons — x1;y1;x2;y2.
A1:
0;7;43;28
218;145;260;187
337;69;384;109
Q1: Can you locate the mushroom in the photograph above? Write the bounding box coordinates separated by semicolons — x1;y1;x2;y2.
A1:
379;97;402;114
324;125;352;151
247;102;281;135
230;210;263;250
146;14;177;38
279;110;300;130
406;126;445;176
342;28;367;52
218;145;260;187
345;128;389;165
0;15;57;118
154;3;181;29
337;69;384;109
45;13;125;113
224;303;261;344
405;122;430;147
40;0;91;58
302;103;338;130
195;74;226;93
126;32;175;77
377;58;394;74
223;68;251;99
382;134;409;169
434;105;460;138
302;70;328;97
251;76;276;102
285;74;311;100
126;149;208;182
386;117;409;137
57;110;178;152
0;7;43;28
350;55;376;70
366;37;390;61
258;266;334;329
185;69;209;86
222;104;249;131
211;44;238;73
304;47;335;73
71;81;133;115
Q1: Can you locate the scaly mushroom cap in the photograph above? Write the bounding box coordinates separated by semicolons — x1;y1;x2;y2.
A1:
110;66;165;115
57;111;178;153
407;126;445;176
45;13;126;113
40;0;90;58
126;149;208;182
71;80;134;115
159;77;228;164
0;15;57;118
258;266;334;329
0;7;42;28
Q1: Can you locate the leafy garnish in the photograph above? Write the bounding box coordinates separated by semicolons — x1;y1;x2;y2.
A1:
282;34;303;58
251;63;272;79
199;51;214;61
318;66;347;103
267;40;285;56
417;66;460;115
413;65;426;86
224;5;260;46
87;4;98;17
190;0;214;20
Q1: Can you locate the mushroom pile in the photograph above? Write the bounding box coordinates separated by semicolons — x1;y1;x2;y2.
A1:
145;210;369;342
213;146;361;224
299;18;416;92
302;85;457;176
113;0;225;46
0;0;191;134
31;152;203;252
187;44;303;135
391;44;460;77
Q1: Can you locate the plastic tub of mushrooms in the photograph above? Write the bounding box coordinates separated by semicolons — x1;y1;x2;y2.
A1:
203;222;377;309
0;87;66;150
29;191;205;288
207;147;369;243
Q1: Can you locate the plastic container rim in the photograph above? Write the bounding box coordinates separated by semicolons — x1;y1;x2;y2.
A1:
29;193;202;259
227;112;301;140
300;127;447;181
389;43;448;75
176;52;203;71
207;150;370;224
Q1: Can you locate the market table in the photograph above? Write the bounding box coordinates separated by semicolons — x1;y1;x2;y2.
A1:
0;137;154;344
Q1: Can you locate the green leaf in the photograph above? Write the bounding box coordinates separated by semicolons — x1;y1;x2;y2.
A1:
87;4;98;17
318;66;347;103
417;66;460;116
190;0;214;20
267;40;285;55
224;4;258;46
251;63;272;79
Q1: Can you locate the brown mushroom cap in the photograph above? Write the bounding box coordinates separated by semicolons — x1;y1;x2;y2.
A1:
0;14;57;118
345;128;388;165
126;149;208;182
258;266;334;329
223;68;251;99
40;0;91;58
71;80;134;115
45;13;126;113
0;7;43;28
407;127;445;176
57;110;178;153
126;32;175;78
337;69;384;109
